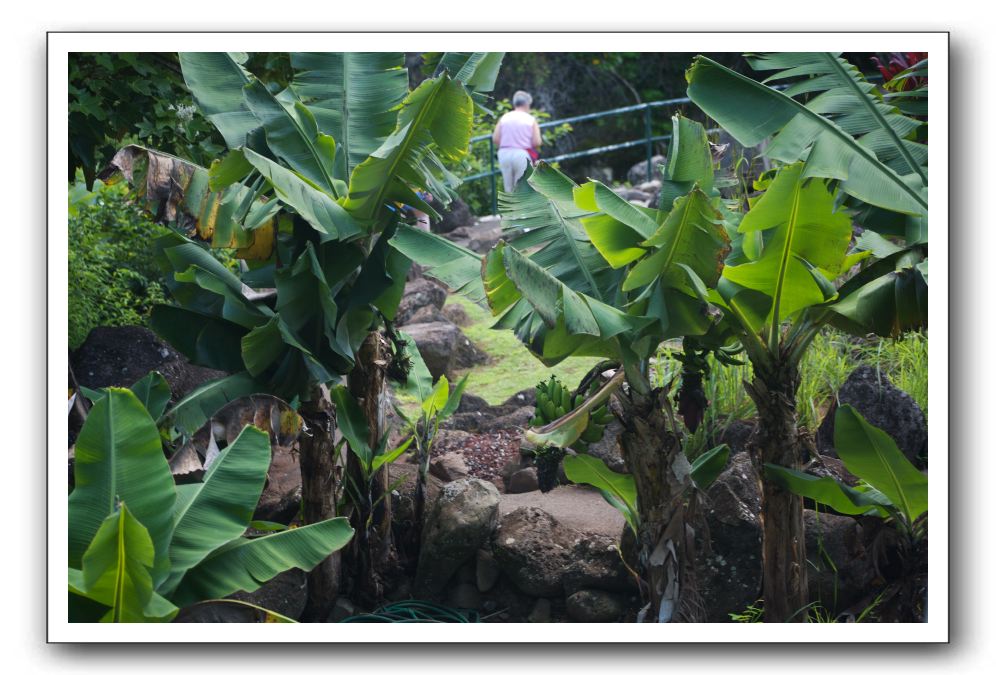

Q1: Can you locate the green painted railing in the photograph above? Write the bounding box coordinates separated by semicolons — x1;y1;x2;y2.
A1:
464;95;701;215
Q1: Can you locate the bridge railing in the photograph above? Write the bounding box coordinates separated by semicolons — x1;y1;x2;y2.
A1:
463;95;701;215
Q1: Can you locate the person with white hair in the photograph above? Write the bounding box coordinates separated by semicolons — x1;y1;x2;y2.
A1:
492;90;542;192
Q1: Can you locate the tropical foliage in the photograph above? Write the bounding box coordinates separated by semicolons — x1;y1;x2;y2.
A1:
68;386;353;622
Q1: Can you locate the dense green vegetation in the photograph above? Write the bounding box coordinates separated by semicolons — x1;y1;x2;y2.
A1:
67;49;929;626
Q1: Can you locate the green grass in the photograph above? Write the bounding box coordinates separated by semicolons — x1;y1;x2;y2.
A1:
445;294;603;405
654;328;929;435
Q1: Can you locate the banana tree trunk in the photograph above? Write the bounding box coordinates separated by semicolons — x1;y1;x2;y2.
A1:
746;363;808;623
617;388;696;623
299;387;340;621
345;331;395;602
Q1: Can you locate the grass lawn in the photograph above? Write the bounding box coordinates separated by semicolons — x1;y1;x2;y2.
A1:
445;294;603;405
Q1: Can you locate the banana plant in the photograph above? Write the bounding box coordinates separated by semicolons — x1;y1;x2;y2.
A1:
68;387;353;622
683;52;929;623
390;114;735;623
100;50;503;614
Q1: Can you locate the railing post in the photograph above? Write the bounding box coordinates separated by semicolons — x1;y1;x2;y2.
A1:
644;105;653;184
489;137;497;216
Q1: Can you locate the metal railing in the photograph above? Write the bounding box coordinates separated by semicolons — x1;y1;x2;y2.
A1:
464;94;700;215
464;74;882;215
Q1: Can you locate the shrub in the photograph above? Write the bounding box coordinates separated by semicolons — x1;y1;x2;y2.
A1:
68;179;168;349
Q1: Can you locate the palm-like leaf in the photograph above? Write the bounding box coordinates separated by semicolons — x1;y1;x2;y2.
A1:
289;52;409;180
68;389;177;581
342;73;474;223
747;52;927;181
179;52;258;150
720;163;852;335
170;518;354;606
164;426;272;590
500;163;617;301
686;55;927;217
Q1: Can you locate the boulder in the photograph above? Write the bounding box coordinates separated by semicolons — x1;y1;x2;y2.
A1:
434;197;474;234
447;218;503;253
396;279;448;326
230;568;307;621
698;453;763;622
456;393;492;414
528;598;552;623
388;462;444;530
71;325;226;402
441;303;471;327
626;154;666;185
402;321;487;379
817;365;927;467
502;388;537;408
716;419;756;457
476;548;501;593
253;444;302;524
432;429;473;455
804;454;859;488
406;304;449;325
446;582;482;610
430;452;471;482
566;589;627;622
804;509;877;614
483;406;536;433
414;478;500;596
493;507;573;597
562;533;634;595
506;467;540;494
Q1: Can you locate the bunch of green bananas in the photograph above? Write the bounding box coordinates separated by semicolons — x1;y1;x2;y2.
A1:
529;375;613;452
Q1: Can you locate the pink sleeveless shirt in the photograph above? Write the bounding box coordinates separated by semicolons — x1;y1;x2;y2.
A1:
497;110;535;150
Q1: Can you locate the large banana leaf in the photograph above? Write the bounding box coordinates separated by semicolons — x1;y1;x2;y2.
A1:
70;504;178;623
68;389;177;580
746;52;927;182
342;74;473;223
82;371;172;422
827;248;927;337
763;464;890;516
98;146;278;260
164;426;272;589
500;163;615;301
686;55;927;217
160;372;268;438
170;518;354;606
242;80;340;195
290;52;409;180
562;454;639;535
388;226;487;304
721;163;852;330
179;52;258;151
833;404;927;522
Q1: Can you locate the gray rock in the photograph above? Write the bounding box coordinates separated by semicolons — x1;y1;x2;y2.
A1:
484;406;536;432
434;197;474;234
716;419;755;457
566;589;626;622
626;154;666;185
506;467;540;494
476;548;501;592
406;304;450;325
697;453;762;622
415;478;500;596
457;393;492;414
804;509;876;614
388;462;444;531
501;388;537;408
493;507;572;597
447;582;482;610
230;568;307;621
441;303;471;326
430;452;471;482
817;365;927;467
804;454;859;487
563;534;634;595
527;598;552;623
396;279;448;326
253;444;302;524
402;321;487;380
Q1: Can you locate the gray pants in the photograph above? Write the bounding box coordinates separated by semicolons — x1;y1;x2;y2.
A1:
498;148;530;193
